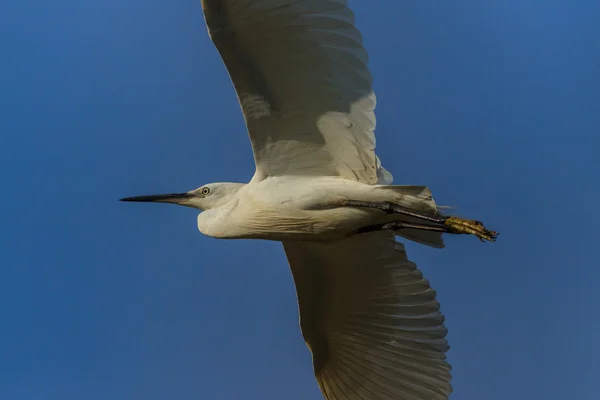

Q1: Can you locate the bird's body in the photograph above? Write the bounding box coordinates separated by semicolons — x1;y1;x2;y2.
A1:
197;176;439;242
121;1;498;399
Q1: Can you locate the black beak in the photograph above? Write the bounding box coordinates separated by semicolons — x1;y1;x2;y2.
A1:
119;192;194;203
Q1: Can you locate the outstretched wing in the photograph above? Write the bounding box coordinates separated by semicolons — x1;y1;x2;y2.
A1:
200;0;393;184
283;231;452;400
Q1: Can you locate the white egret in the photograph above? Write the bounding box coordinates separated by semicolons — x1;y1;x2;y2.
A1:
122;1;498;399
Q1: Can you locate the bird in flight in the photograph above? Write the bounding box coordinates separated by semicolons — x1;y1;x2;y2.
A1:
121;1;498;399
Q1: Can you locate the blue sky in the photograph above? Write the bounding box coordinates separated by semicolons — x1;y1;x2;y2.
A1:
1;0;599;399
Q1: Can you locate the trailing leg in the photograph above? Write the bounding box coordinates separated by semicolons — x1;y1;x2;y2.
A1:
345;199;498;242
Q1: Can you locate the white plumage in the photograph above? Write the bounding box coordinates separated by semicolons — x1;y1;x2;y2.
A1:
202;0;391;184
119;1;498;399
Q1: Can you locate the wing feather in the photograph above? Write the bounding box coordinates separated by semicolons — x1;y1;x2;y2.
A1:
200;0;392;183
283;231;452;400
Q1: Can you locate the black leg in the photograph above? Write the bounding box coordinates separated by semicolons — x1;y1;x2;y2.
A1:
343;200;445;224
345;199;499;242
356;220;450;235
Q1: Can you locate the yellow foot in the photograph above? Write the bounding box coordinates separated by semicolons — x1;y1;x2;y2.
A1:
444;216;499;242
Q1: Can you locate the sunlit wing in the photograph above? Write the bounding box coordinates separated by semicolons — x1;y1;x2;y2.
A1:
283;231;452;400
200;0;393;184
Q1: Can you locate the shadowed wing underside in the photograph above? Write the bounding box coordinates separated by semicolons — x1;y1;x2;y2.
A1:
200;0;392;184
283;232;452;399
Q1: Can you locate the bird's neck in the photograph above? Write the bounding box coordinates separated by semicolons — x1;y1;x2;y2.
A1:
197;195;240;238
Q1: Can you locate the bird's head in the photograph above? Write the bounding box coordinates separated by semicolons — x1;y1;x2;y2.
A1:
120;182;244;211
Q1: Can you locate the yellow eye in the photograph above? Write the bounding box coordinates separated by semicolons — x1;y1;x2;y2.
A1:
201;187;210;195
